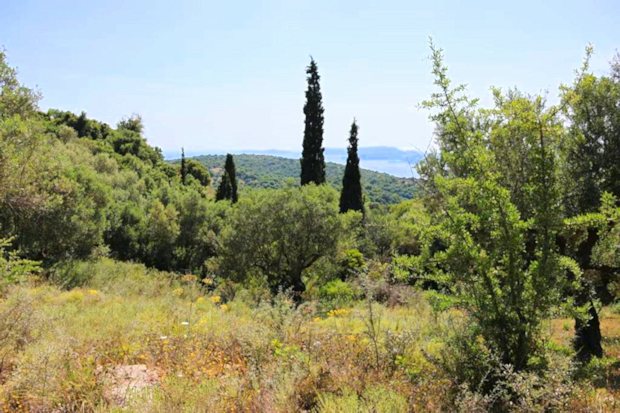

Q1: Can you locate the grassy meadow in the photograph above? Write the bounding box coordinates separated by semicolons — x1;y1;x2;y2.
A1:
0;259;619;412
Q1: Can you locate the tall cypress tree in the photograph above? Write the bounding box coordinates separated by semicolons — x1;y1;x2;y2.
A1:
75;111;88;137
180;147;187;185
216;154;238;203
339;120;364;214
300;58;326;185
226;154;238;203
216;173;229;201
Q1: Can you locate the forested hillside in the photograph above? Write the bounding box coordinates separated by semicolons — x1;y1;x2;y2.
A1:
182;154;416;204
0;51;221;272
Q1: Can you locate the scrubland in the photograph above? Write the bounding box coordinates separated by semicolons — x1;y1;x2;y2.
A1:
0;259;618;412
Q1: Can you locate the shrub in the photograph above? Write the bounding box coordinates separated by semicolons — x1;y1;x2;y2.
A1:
0;237;40;293
336;248;365;280
49;258;176;297
439;322;576;411
319;279;358;308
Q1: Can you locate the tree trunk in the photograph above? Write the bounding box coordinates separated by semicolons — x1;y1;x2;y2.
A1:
574;293;603;361
573;228;604;361
291;272;306;306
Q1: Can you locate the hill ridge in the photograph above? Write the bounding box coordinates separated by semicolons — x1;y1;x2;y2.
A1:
176;153;417;205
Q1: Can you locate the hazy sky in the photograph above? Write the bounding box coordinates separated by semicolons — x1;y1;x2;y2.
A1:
2;0;618;154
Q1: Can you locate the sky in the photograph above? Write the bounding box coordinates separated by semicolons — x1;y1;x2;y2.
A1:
1;0;618;155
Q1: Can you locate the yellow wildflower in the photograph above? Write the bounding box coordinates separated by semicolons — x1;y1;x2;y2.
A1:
63;290;85;303
181;274;197;283
210;295;221;304
327;308;351;318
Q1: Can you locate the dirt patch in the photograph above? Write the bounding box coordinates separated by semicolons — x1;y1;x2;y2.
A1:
96;364;160;407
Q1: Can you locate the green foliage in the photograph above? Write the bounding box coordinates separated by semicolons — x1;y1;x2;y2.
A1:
423;290;459;313
0;237;40;292
49;258;175;295
573;355;618;387
0;53;226;274
3;40;620;411
301;58;326;186
143;200;180;270
219;185;341;299
418;41;570;372
215;154;238;202
339;120;364;214
337;248;366;280
172;190;227;272
561;53;620;360
117;113;144;134
46;109;111;140
562;192;619;358
185;158;210;186
180;147;187;184
193;153;415;204
0;49;40;119
561;50;620;214
109;127;162;165
0;51;390;285
592;193;620;269
0;118;111;261
319;279;358;307
314;386;409;413
559;46;620;358
360;206;400;259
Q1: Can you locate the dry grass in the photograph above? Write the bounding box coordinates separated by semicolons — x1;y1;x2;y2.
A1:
548;310;620;412
0;258;619;412
0;259;457;412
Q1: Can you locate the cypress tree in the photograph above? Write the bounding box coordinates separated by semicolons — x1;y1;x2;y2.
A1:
180;147;187;185
75;111;88;137
216;154;238;203
300;58;326;185
216;173;230;201
339;120;364;214
226;154;238;203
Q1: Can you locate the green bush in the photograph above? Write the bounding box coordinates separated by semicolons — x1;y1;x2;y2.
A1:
319;279;358;308
337;248;365;280
574;355;618;387
49;258;175;297
0;237;40;293
424;290;459;313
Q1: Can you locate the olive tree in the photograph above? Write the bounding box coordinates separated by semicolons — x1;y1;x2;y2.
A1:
219;185;340;301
